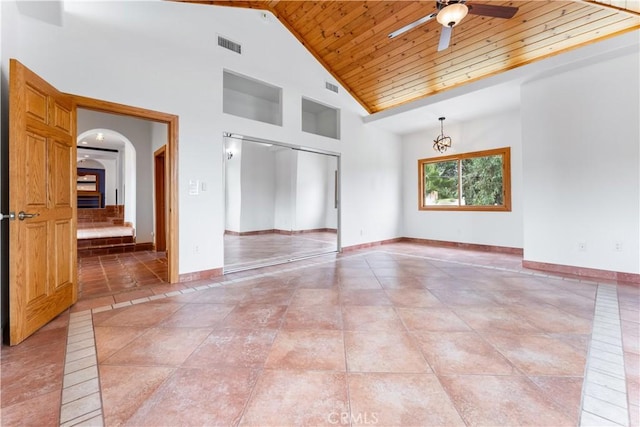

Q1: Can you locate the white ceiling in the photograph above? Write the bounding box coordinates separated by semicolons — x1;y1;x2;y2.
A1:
78;132;124;150
77;131;123;163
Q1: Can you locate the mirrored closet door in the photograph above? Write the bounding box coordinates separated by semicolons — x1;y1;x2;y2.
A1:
224;135;339;272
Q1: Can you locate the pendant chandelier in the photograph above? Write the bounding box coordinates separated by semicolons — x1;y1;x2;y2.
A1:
433;117;452;153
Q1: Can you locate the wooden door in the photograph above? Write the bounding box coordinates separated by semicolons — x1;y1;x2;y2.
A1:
154;146;166;252
9;59;77;345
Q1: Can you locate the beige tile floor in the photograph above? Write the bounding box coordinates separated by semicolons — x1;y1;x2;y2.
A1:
1;242;638;426
224;232;338;272
78;251;168;300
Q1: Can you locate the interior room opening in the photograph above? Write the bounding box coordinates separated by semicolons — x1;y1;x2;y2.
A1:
223;134;340;273
76;109;170;300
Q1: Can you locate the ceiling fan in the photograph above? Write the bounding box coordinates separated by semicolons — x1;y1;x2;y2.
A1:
388;0;519;51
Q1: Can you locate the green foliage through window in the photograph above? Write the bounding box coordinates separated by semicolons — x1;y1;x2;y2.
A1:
461;156;503;206
423;160;458;205
419;147;511;211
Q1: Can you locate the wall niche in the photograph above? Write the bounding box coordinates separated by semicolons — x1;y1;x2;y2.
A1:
301;97;340;140
223;70;283;126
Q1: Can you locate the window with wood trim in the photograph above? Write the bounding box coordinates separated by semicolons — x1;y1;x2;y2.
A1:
418;147;511;211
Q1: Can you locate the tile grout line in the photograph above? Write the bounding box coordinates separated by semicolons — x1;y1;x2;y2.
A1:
59;252;361;425
65;249;630;426
580;284;629;427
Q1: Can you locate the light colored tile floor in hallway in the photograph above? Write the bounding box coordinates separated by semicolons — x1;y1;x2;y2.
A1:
224;232;338;271
1;242;638;426
78;251;169;301
77;225;134;240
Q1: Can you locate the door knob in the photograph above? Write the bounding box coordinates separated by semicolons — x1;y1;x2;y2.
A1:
18;211;39;221
1;212;16;221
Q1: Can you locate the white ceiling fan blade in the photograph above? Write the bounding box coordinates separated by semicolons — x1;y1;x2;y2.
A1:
437;25;452;51
388;12;437;39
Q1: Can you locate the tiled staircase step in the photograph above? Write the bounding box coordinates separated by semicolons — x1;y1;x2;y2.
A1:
78;242;136;258
77;222;115;229
77;241;154;258
78;205;125;225
78;236;135;248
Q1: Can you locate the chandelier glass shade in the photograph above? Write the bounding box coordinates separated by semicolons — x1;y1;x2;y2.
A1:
436;3;469;27
433;117;452;153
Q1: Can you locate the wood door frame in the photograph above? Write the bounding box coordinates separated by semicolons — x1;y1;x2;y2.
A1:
154;146;167;253
70;95;179;283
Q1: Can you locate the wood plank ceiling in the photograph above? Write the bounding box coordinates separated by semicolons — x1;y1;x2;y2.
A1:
181;1;640;114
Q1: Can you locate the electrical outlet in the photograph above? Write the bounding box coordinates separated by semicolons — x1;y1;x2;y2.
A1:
578;242;586;252
614;242;623;252
194;245;200;254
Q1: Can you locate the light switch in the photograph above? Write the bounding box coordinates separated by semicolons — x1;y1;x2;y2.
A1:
189;179;199;196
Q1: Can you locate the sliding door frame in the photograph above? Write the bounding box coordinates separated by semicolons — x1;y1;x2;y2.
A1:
222;132;341;273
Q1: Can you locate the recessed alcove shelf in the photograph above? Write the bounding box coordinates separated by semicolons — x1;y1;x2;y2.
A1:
301;97;340;140
223;70;283;126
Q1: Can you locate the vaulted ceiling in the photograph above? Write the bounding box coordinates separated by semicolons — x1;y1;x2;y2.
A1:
180;1;640;114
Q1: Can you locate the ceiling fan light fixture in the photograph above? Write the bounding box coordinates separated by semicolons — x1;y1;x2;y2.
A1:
437;3;468;27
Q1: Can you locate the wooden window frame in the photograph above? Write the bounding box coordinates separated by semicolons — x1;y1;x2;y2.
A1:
418;147;511;212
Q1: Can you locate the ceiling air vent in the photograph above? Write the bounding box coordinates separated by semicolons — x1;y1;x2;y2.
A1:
218;36;242;54
325;81;339;94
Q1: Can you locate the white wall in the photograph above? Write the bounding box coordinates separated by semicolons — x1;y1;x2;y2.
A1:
301;109;340;140
317;108;340;140
224;88;282;126
100;158;117;206
123;141;136;233
521;49;640;274
402;108;523;248
240;142;276;232
295;151;337;231
295;151;326;230
224;137;242;233
341;123;403;246
0;0;403;274
301;111;318;136
274;148;295;231
151;122;167;153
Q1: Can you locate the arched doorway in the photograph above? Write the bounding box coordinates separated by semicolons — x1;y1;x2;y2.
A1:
77;129;137;229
